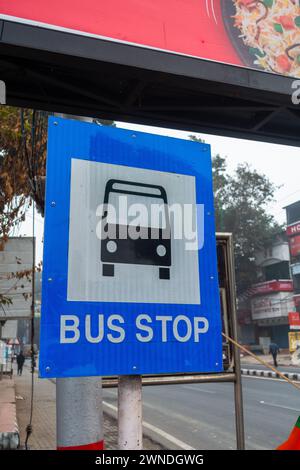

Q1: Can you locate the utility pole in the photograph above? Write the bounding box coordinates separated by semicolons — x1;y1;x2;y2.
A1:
56;377;103;450
0;321;4;381
118;375;143;450
55;113;104;450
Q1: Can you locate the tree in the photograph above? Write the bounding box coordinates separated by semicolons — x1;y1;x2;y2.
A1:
0;107;48;218
0;107;116;220
0;107;47;306
0;107;116;306
190;135;281;294
217;162;281;293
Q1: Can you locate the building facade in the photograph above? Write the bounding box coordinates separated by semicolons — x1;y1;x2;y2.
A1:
284;201;300;352
285;201;300;310
238;233;294;349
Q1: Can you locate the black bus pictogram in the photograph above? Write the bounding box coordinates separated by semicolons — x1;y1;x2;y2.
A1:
101;179;171;279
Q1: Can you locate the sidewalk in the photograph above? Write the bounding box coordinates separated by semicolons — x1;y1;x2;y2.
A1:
0;376;19;449
241;352;297;368
15;364;162;450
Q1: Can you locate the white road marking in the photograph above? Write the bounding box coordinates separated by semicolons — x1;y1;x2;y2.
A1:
259;401;300;412
181;385;216;394
141;401;264;450
103;401;195;450
243;375;294;385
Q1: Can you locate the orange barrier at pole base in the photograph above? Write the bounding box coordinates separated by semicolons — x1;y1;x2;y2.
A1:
277;417;300;450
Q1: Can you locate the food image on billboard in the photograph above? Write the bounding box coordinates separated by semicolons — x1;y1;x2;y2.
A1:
226;0;300;77
0;0;299;79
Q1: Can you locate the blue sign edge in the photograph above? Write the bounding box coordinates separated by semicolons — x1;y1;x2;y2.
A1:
39;116;223;378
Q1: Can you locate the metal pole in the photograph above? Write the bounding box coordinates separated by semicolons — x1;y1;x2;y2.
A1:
0;322;3;381
54;113;104;450
118;375;143;450
227;234;245;450
56;377;104;450
103;372;236;388
233;348;245;449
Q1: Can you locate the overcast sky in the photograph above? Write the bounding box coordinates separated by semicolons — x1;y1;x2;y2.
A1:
17;120;300;263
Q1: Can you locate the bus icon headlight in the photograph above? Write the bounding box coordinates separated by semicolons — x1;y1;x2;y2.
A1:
156;245;166;257
106;240;117;253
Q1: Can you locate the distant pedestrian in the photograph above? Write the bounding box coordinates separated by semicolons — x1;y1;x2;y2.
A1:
16;351;25;376
269;342;280;367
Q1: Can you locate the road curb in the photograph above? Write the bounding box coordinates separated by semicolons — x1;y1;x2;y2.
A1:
241;368;300;382
103;401;194;450
103;402;166;449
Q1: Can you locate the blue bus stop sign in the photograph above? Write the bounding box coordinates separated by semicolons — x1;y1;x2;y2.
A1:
39;117;222;378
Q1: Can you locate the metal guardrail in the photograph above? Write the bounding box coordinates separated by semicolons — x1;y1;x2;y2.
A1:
102;372;236;388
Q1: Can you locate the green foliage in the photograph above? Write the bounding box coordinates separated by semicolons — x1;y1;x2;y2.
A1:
0;106;48;218
0;108;118;302
218;161;281;293
0;108;117;225
191;136;281;294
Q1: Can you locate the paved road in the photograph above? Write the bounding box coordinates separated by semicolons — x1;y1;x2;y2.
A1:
103;376;300;450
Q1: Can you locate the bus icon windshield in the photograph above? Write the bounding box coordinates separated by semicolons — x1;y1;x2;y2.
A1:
101;179;171;279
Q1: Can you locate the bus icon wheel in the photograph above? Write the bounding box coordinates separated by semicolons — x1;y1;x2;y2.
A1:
159;267;170;280
103;264;114;277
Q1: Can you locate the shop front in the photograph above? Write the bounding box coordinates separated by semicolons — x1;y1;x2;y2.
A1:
251;281;294;349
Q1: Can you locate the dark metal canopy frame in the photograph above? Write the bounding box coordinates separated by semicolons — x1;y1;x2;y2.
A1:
3;17;295;450
0;18;300;147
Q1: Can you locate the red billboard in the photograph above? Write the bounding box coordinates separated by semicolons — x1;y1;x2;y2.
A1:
289;312;300;330
289;235;300;257
287;222;300;237
295;294;300;307
251;280;294;296
1;1;300;79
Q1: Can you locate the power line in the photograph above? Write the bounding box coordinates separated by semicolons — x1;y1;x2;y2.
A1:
24;110;36;451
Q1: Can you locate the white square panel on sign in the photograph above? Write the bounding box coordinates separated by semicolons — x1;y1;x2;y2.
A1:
67;159;200;304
